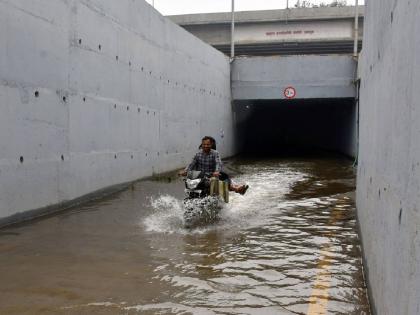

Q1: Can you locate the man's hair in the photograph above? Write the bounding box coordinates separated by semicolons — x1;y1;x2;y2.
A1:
201;136;217;150
202;136;213;143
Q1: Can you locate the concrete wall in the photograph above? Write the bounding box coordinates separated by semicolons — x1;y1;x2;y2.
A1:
356;0;420;314
0;0;234;224
231;55;356;100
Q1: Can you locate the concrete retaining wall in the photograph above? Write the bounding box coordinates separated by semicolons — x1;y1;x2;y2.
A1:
0;0;234;224
231;55;356;100
356;0;420;314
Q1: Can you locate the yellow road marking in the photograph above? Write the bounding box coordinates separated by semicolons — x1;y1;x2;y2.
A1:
307;206;344;315
307;247;333;315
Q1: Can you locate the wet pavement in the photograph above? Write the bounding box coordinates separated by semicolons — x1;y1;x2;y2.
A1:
0;156;370;315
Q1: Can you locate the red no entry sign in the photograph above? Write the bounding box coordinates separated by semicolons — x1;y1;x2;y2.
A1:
284;86;296;99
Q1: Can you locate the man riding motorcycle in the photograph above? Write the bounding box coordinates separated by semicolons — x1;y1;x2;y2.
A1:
178;136;248;195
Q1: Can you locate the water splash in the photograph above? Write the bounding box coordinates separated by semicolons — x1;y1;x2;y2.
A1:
143;195;184;233
143;194;224;234
143;167;301;234
183;196;221;229
220;168;304;229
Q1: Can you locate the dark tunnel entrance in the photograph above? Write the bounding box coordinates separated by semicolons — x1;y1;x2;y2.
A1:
234;98;357;157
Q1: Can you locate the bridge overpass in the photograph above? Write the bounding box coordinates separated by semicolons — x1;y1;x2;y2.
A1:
169;7;361;157
169;6;364;56
231;55;356;100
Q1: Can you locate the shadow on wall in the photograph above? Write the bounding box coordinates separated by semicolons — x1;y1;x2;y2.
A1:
234;98;356;157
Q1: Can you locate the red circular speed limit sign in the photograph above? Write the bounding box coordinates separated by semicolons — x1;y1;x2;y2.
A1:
284;86;296;99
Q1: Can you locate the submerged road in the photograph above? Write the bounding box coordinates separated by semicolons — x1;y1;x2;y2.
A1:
0;156;370;315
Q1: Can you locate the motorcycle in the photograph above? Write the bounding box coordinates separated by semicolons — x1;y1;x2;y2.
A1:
183;171;229;228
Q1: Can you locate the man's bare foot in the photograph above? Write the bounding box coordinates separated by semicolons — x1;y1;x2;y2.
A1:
229;184;249;195
238;185;249;195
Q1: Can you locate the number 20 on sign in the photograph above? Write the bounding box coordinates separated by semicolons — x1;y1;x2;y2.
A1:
284;86;296;99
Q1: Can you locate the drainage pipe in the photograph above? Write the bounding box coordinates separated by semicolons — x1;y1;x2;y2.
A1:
353;0;359;58
231;0;235;59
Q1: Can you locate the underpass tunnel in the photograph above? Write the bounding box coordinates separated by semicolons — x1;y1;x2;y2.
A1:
234;98;357;157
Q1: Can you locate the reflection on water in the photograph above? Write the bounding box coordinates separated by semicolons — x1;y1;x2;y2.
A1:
0;157;370;315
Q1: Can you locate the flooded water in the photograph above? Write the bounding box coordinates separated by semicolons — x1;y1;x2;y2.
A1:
0;156;370;315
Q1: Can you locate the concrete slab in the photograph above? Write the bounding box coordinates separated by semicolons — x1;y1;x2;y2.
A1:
232;55;356;100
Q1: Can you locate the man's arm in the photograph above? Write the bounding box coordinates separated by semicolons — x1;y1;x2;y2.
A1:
179;153;198;176
214;151;222;172
186;153;198;172
212;150;222;177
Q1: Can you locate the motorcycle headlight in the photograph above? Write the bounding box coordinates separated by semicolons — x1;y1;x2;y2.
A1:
186;178;201;189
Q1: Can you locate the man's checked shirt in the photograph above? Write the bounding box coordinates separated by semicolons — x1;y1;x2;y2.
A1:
186;149;222;173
